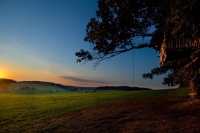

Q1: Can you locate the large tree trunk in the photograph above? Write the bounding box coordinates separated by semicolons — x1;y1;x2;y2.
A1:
189;77;199;100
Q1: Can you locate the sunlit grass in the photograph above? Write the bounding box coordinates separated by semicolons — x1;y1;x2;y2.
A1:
0;87;189;132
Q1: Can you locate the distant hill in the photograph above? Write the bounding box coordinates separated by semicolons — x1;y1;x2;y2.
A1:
0;78;17;89
0;78;151;93
96;86;151;91
19;81;72;91
0;78;17;83
69;86;96;92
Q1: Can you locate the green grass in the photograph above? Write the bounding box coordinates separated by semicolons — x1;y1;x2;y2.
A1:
0;87;189;132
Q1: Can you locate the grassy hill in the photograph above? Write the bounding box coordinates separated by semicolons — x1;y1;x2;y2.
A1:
6;82;68;93
0;79;152;94
0;79;72;94
0;78;16;90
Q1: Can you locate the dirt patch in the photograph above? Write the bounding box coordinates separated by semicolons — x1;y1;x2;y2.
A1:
47;97;200;133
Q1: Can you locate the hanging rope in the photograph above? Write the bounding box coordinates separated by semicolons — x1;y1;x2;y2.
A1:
133;48;134;87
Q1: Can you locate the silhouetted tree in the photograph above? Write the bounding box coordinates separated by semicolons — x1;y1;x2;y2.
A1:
143;0;200;99
76;0;200;99
76;0;164;64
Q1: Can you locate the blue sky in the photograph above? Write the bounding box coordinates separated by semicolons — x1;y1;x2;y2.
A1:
0;0;171;89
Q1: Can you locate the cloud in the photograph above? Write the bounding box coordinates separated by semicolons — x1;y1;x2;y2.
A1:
59;76;108;84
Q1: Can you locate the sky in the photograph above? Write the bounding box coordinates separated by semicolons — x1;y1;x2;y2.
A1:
0;0;171;89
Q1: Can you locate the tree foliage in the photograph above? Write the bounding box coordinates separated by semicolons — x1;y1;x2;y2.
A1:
76;0;200;87
76;0;164;65
164;0;200;38
143;0;200;86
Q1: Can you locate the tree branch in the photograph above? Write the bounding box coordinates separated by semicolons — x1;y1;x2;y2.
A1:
88;43;153;65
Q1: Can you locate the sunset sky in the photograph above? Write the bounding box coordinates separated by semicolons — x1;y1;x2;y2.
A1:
0;0;171;89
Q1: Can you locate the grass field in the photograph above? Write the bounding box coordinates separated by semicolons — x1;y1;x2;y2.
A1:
0;86;189;132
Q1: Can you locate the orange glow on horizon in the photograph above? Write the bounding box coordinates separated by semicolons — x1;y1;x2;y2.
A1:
0;72;6;79
0;67;10;79
0;65;105;87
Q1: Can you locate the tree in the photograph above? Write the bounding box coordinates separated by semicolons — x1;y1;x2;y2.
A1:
76;0;163;65
143;0;200;99
76;0;200;99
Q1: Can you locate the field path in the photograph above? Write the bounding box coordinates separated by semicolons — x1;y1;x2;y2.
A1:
45;97;200;133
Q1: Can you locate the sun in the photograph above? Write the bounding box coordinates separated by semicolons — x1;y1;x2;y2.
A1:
0;72;5;79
